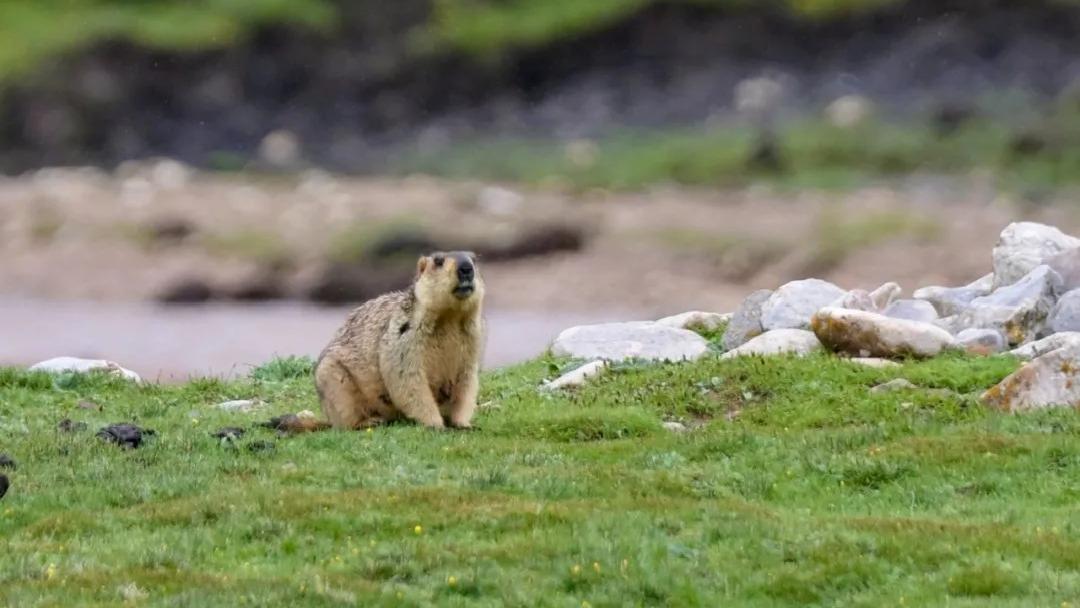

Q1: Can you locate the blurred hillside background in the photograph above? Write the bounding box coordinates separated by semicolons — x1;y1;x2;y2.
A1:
2;0;1080;380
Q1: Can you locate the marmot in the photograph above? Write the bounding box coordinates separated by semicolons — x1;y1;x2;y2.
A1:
314;251;486;430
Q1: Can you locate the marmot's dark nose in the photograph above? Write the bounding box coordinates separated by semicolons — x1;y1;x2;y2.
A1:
457;261;474;282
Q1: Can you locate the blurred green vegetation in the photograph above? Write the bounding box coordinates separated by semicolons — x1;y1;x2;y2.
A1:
424;0;901;55
0;0;334;82
1;0;1051;84
397;106;1080;191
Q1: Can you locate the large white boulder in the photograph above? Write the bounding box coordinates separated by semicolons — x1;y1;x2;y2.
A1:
810;307;955;359
551;322;709;362
992;222;1080;288
29;357;142;383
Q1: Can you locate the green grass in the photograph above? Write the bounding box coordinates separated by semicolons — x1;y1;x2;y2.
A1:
0;0;334;83
422;0;902;56
396;110;1080;192
3;348;1080;606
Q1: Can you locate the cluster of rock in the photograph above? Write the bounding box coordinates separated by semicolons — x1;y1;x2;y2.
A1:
547;222;1080;413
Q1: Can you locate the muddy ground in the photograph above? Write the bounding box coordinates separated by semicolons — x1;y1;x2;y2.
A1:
2;163;1079;379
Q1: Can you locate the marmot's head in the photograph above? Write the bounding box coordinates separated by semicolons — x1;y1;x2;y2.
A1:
414;251;484;313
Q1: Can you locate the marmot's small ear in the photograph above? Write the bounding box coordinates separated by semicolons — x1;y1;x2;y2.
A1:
416;256;429;276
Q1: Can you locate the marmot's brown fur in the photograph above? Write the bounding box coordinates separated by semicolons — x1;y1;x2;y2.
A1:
314;251;486;429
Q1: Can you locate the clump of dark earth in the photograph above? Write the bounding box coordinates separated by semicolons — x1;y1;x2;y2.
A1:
77;400;101;410
745;135;785;173
0;454;16;470
211;427;246;440
259;414;328;435
0;475;8;501
156;278;216;305
475;224;586;262
57;418;88;433
224;273;287;302
367;229;440;262
146;217;196;246
96;423;155;449
247;440;276;454
305;263;414;306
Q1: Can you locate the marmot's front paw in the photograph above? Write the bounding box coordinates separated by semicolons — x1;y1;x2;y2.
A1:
446;417;474;430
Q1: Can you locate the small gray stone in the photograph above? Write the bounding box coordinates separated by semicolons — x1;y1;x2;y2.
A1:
913;273;993;317
992;222;1080;288
830;289;876;312
957;265;1062;345
1009;332;1080;360
956;328;1008;356
1047;288;1080;334
884;299;939;324
847;357;901;369
870;378;918;393
720;329;822;359
216;399;265;413
722;289;773;351
982;344;1080;412
761;279;846;331
29;357;142;383
655;311;731;332
1045;247;1080;291
811;307;955;359
662;421;689;433
551;322;709;362
869;282;902;310
541;360;608;390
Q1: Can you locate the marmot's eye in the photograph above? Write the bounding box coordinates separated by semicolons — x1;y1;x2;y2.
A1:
433;256;445;267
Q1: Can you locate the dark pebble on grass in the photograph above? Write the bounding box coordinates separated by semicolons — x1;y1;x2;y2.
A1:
211;427;246;440
96;423;156;449
57;418;88;433
247;440;276;453
0;475;8;500
0;455;15;470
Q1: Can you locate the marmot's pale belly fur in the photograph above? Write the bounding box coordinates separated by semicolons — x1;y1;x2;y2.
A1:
314;252;486;430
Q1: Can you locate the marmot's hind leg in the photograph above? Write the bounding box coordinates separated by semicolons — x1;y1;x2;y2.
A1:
314;356;371;429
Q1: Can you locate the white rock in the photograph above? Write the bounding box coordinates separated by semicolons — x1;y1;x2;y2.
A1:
662;421;689;433
149;158;192;190
956;265;1062;345
810;307;955;359
992;222;1080;288
826;95;873;128
870;378;918;393
982;344;1080;412
216;399;264;413
884;299;939;324
869;282;902;310
956;328;1008;355
1047;288;1080;334
761;279;846;331
476;186;524;217
913;273;993;317
830;289;876;312
1009;332;1080;360
846;357;901;369
551;322;709;362
541;360;609;390
720;329;822;359
1045;247;1080;291
29;357;141;383
656;311;731;331
722;289;773;350
258;130;302;168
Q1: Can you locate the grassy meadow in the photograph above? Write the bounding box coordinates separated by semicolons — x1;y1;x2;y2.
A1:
2;344;1079;606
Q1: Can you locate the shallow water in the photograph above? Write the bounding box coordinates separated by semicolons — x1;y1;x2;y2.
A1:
0;298;634;382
